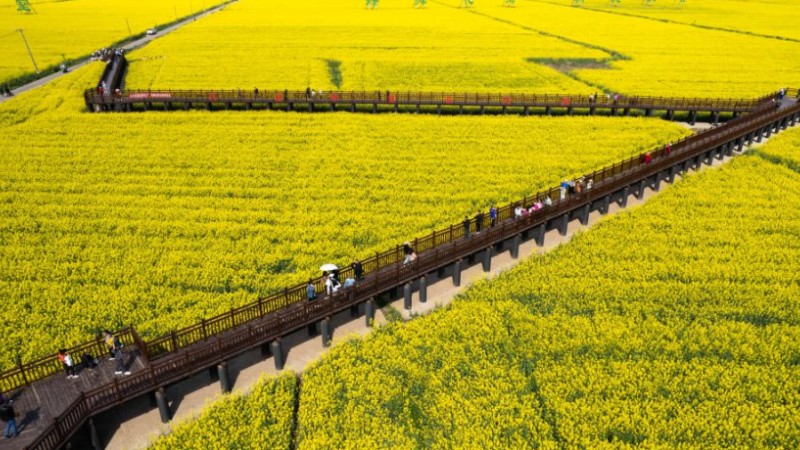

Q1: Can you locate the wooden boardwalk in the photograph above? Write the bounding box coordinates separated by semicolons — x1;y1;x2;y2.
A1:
2;354;146;450
2;92;798;450
84;87;779;123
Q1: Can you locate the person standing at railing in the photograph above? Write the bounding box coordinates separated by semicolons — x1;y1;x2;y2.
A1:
352;259;363;281
474;211;484;233
402;242;414;265
463;215;471;239
666;142;672;156
306;279;317;301
489;205;497;227
58;349;78;379
778;88;786;101
560;180;568;200
544;195;553;207
0;397;17;439
104;331;130;376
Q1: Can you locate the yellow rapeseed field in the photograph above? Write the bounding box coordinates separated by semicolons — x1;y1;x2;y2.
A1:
565;0;800;41
148;373;297;449
0;65;688;369
296;154;800;448
482;1;800;97
126;0;604;92
0;0;224;85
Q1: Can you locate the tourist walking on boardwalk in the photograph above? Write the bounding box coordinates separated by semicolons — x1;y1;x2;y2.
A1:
352;259;363;280
58;349;78;379
560;180;568;200
475;211;484;233
0;398;17;438
644;152;652;165
463;215;471;238
325;273;341;295
402;242;414;265
104;331;129;375
307;279;317;301
489;205;497;227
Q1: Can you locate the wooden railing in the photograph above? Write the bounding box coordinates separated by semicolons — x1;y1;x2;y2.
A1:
84;88;777;113
0;328;134;393
5;91;795;394
20;93;800;450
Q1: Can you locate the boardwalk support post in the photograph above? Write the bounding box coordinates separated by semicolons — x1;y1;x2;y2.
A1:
558;214;568;236
600;195;610;215
619;186;630;208
419;276;428;303
669;166;679;183
307;318;316;337
271;339;284;370
688;110;696;125
511;234;521;259
89;418;101;450
453;260;462;287
156;388;170;423
350;303;359;317
653;173;662;192
404;282;412;310
365;298;376;327
706;150;714;166
534;224;545;247
636;179;646;200
482;247;491;272
579;204;590;225
320;317;332;348
218;362;231;393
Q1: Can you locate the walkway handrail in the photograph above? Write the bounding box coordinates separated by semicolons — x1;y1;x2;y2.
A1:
5;91;794;394
84;88;778;112
18;92;800;450
0;328;134;393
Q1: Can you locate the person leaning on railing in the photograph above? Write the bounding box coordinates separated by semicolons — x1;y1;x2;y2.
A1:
306;279;317;301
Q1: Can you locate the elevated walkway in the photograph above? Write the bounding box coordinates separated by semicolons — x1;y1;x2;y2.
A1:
3;91;798;450
84;87;787;123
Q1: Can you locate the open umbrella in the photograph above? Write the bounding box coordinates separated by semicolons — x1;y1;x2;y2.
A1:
319;263;339;272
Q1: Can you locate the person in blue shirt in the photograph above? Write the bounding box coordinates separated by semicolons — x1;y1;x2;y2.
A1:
306;279;317;301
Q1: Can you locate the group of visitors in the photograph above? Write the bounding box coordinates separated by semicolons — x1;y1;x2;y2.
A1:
0;329;128;440
305;87;325;100
560;177;594;199
587;92;622;105
90;48;121;62
513;196;553;219
307;259;365;300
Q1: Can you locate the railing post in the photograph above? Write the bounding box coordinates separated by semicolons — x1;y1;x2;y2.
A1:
130;326;150;367
170;331;178;352
201;319;207;339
